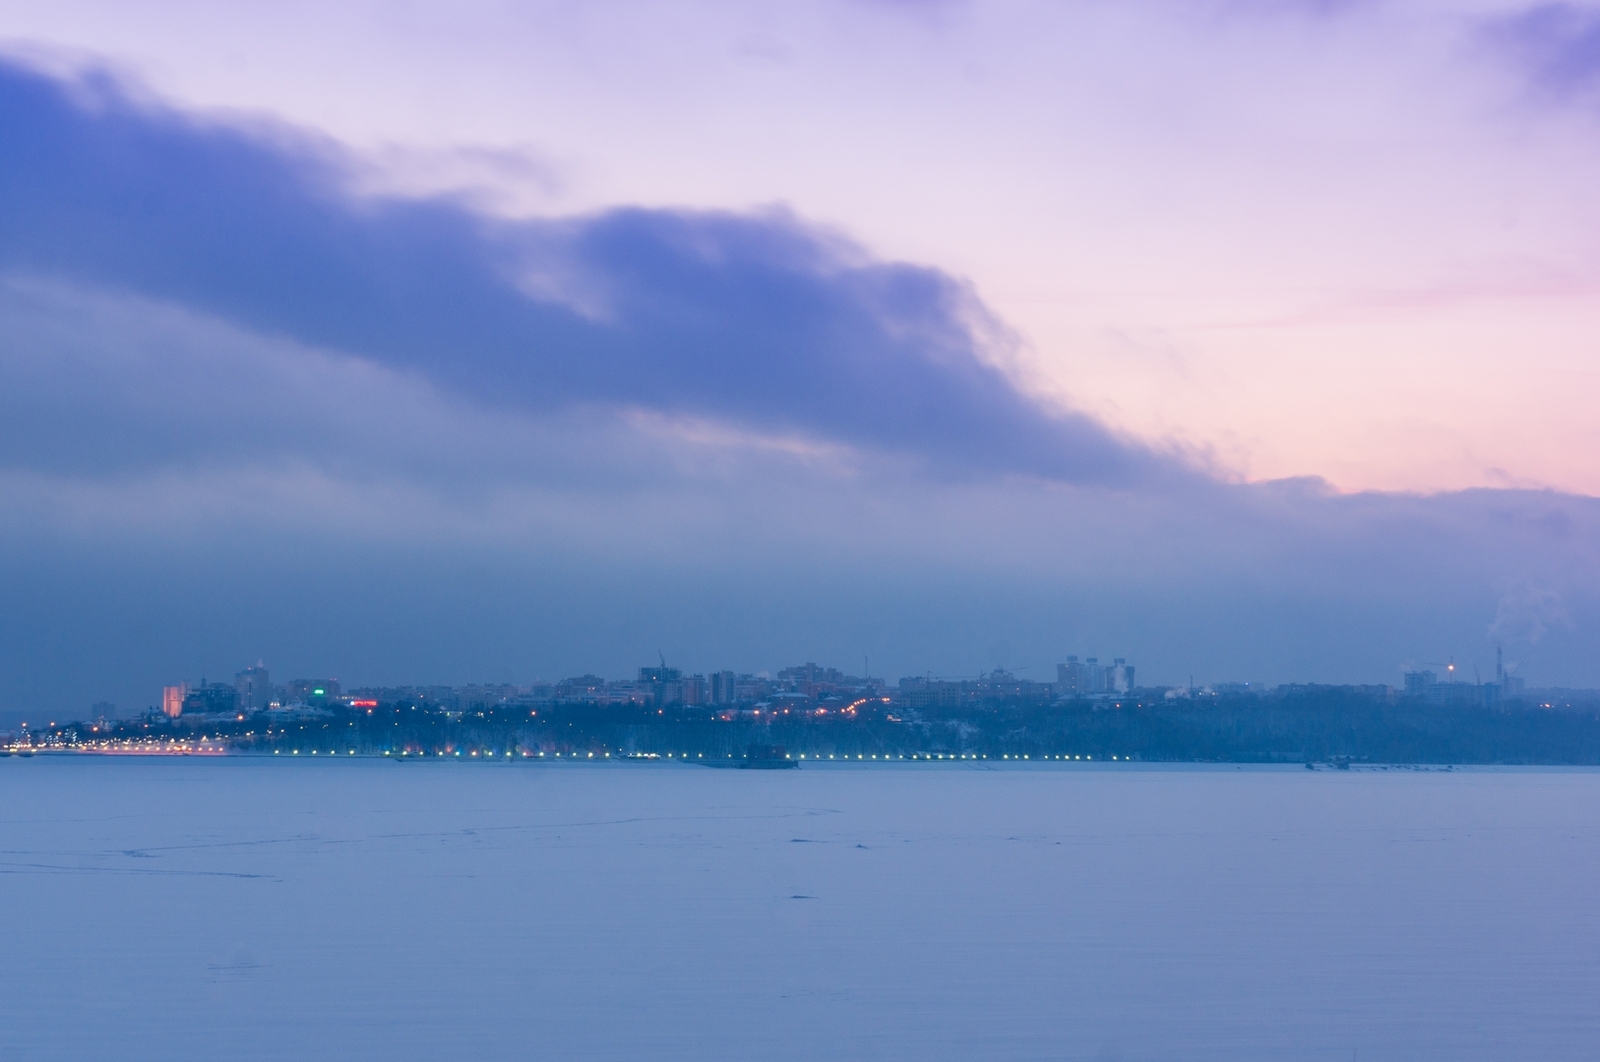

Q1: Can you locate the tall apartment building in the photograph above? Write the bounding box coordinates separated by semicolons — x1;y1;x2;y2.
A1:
709;671;739;704
638;665;681;705
1058;656;1135;695
235;664;272;713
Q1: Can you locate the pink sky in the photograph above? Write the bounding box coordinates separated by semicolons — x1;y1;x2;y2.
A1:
5;0;1596;494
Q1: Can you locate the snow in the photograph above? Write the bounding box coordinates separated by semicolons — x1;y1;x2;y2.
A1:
3;758;1597;1061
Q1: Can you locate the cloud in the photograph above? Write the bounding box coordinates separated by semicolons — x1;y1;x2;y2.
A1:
1488;582;1572;644
1489;3;1600;95
0;276;647;493
0;58;1180;489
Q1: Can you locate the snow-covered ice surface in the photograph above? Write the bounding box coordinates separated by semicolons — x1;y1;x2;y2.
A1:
2;759;1597;1061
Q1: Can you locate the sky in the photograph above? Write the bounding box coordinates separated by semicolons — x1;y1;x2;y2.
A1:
0;0;1597;716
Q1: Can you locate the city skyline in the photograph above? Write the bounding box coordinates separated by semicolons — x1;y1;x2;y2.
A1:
22;647;1562;727
12;649;1584;767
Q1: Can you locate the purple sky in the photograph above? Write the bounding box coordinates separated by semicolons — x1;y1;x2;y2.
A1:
0;2;1597;714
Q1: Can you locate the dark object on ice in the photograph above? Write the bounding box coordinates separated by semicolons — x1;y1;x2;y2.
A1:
740;744;798;769
703;744;799;769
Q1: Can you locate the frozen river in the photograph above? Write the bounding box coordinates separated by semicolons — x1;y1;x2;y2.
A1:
2;758;1596;1061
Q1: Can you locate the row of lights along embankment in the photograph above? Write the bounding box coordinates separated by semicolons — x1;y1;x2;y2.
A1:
793;754;1121;761
257;750;1127;760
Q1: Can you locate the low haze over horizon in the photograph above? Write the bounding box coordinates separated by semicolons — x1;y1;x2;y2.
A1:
1;0;1597;716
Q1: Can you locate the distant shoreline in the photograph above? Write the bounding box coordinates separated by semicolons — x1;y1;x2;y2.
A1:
11;687;1600;767
9;750;1600;773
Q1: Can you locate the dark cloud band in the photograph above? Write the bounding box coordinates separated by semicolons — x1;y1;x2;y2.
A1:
0;61;1179;487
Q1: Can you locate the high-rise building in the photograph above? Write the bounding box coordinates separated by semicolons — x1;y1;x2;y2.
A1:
710;671;738;704
236;664;271;713
777;663;846;692
1085;658;1105;692
1057;657;1078;692
1058;655;1135;695
183;683;240;715
161;684;189;718
1058;656;1105;693
1110;658;1135;693
638;665;681;704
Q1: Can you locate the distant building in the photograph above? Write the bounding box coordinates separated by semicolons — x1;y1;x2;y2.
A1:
777;663;846;692
286;678;341;704
606;682;650;706
236;664;271;713
638;665;682;705
183;682;240;715
968;669;1048;701
710;671;738;704
897;677;965;710
161;684;189;718
455;684;517;711
555;675;607;702
1403;668;1500;707
1110;658;1135;693
1057;657;1088;693
1403;670;1437;695
1057;656;1135;696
